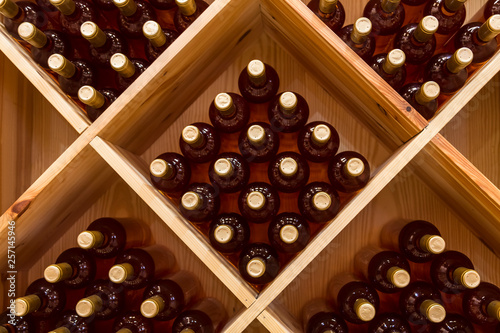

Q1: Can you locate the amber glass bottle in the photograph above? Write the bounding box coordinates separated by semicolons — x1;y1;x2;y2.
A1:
307;0;345;33
143;20;179;62
174;0;209;33
15;279;66;319
50;0;98;37
402;0;426;4
114;0;157;39
328;151;370;193
180;183;220;223
43;247;97;289
298;181;340;223
364;0;405;36
424;0;466;35
208;153;250;193
179;123;221;163
149;0;174;10
429;313;474;333
239;243;280;285
455;15;500;65
171;298;227;333
302;298;348;333
110;53;149;92
209;213;250;253
208;92;250;133
394;16;439;65
368;312;411;333
78;86;119;121
268;212;310;254
485;0;500;17
424;47;473;94
400;81;440;120
268;152;310;193
462;282;500;326
370;49;407;91
113;311;153;333
238;182;280;224
76;279;125;320
81;22;129;67
238;122;280;163
0;0;49;41
150;152;191;195
50;310;95;332
238;59;280;103
297;121;339;163
338;17;375;62
48;54;96;98
399;281;446;325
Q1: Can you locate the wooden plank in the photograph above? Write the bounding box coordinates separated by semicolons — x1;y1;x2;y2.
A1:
258;303;303;333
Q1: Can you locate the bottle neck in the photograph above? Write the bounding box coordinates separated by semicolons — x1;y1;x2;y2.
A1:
114;0;137;16
141;295;165;318
381;0;400;13
213;158;234;178
452;267;480;289
111;53;136;78
343;158;365;178
311;124;331;146
18;22;48;49
77;230;105;249
418;234;446;254
386;267;410;288
280;225;299;244
247;60;267;87
350;18;372;45
76;295;104;317
318;0;338;15
177;0;197;16
214;225;234;244
150;159;174;179
246;257;266;278
444;0;465;13
247;125;266;147
413;16;439;43
312;191;332;211
353;298;376;322
414;82;440;106
49;328;71;333
181;191;203;211
79;86;106;109
478;15;500;43
382;49;405;75
50;0;76;16
81;22;107;48
214;93;235;117
109;263;135;283
0;0;20;19
487;300;500;321
15;295;41;316
419;300;446;323
279;157;298;178
279;92;298;115
48;54;76;78
44;262;74;283
143;21;167;48
446;48;473;74
246;191;266;210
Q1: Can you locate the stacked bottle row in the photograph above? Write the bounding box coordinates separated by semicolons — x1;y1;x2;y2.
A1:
307;0;500;120
0;0;209;122
303;220;500;332
3;217;227;332
149;60;371;285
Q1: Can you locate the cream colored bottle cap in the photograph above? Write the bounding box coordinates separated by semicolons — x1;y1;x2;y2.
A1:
453;267;480;289
387;267;410;288
247;124;266;145
381;0;400;13
18;22;47;49
182;125;201;144
80;21;107;48
114;0;137;16
214;158;233;177
414;16;439;43
78;86;106;109
353;298;376;322
415;81;440;105
313;192;332;211
180;329;195;333
319;0;338;14
247;191;266;210
247;257;266;278
214;225;234;244
50;0;76;15
181;191;202;210
420;300;446;323
345;158;365;177
447;47;473;74
111;53;136;78
15;295;41;316
49;328;71;333
44;263;73;283
0;0;19;18
143;20;166;48
141;295;165;318
351;17;372;44
445;0;466;12
280;157;298;177
76;295;103;317
419;234;446;254
479;15;500;42
214;93;234;115
176;0;196;16
109;263;134;283
77;230;105;249
280;225;299;244
247;59;265;79
150;159;172;178
383;49;406;75
312;124;331;145
279;92;298;113
487;300;500;320
48;54;76;78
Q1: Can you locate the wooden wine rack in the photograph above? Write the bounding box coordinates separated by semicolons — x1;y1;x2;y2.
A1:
1;0;500;331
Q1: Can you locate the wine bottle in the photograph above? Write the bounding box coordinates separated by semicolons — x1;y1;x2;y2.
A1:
208;92;250;133
208;152;250;193
15;278;66;319
0;314;34;333
18;22;71;70
109;245;176;289
429;313;474;333
173;0;209;33
179;123;221;163
171;298;227;333
209;213;250;253
455;15;500;65
298;181;340;223
141;270;201;321
485;0;500;18
363;0;405;36
268;152;310;193
50;0;98;37
394;15;439;65
328;151;370;193
0;0;49;41
149;0;174;10
399;281;446;325
462;282;500;325
142;20;179;62
402;0;426;4
78;86;119;121
238;122;280;163
76;279;125;320
43;247;97;289
424;47;474;95
400;81;440;120
113;311;153;333
328;273;380;324
150;152;191;195
302;298;348;333
424;0;467;35
268;91;310;133
306;0;345;33
238;59;280;103
268;212;310;254
297;121;339;162
338;17;376;62
354;246;411;293
370;49;407;91
110;53;149;92
48;54;96;98
114;0;157;39
81;21;129;67
49;310;95;332
238;182;280;224
368;312;411;333
239;243;280;284
180;183;220;223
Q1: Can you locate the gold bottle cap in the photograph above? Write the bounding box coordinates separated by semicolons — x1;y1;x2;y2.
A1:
415;81;440;105
478;15;500;42
381;0;400;13
80;21;107;48
420;300;446;323
414;16;439;43
176;0;196;16
383;49;406;75
214;225;234;244
214;93;234;116
247;257;266;278
50;0;76;16
0;0;19;18
386;267;410;288
182;125;202;145
354;298;376;322
214;158;233;177
0;327;8;333
453;267;480;289
319;0;338;14
141;295;165;318
312;124;331;145
116;330;133;333
280;157;298;177
313;192;332;211
111;53;136;78
109;263;135;283
247;191;266;210
181;191;202;210
447;47;473;74
279;92;298;113
49;328;71;333
487;300;500;320
247;124;266;145
76;295;103;317
113;0;137;16
18;22;47;49
351;17;372;44
247;59;266;85
143;20;166;48
280;225;299;244
150;159;172;178
77;230;105;249
445;0;466;12
345;158;365;177
78;86;106;109
48;54;76;78
44;263;73;283
419;234;446;254
15;295;41;316
181;330;195;333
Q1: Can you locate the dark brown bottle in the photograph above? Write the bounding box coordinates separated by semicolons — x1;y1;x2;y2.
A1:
355;246;411;294
424;47;474;94
328;151;370;193
298;181;340;223
50;310;95;332
150;152;191;195
238;182;280;224
111;53;149;92
171;298;227;333
174;0;209;33
15;279;66;319
113;311;153;333
78;86;119;121
209;213;250;253
109;245;176;289
208;92;250;133
370;49;407;91
81;22;129;67
307;0;345;33
402;0;426;4
400;81;440;120
297;121;339;162
364;0;405;36
268;212;310;254
76;279;125;320
424;0;466;35
50;0;98;37
338;17;376;62
238;122;280;163
428;251;481;294
179;123;221;164
143;20;179;62
0;314;34;333
0;0;49;41
149;0;174;10
268;152;310;193
394;16;439;65
462;282;500;326
238;59;280;103
238;243;280;285
399;281;446;325
268;91;309;133
429;313;474;333
485;0;500;17
93;0;116;11
48;54;96;98
208;152;250;193
180;183;220;223
455;16;500;65
43;247;96;289
114;0;157;39
368;312;411;333
302;298;348;333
